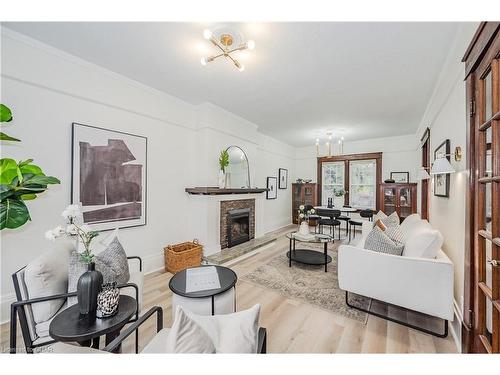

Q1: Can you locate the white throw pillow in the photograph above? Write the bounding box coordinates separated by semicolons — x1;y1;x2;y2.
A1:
24;238;74;323
147;307;215;353
182;304;261;353
403;228;443;259
400;213;421;237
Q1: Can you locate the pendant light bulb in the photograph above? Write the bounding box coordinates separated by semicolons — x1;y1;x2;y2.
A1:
203;29;212;40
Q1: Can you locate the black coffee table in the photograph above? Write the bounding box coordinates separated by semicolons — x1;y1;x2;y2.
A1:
285;231;333;272
169;265;237;315
49;295;137;353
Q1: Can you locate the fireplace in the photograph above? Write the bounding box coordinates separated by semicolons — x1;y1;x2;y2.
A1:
220;199;255;249
227;208;250;247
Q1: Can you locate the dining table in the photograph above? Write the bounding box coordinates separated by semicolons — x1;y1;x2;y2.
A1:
313;206;359;238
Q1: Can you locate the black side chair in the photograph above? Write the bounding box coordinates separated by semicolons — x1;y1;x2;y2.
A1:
348;209;374;242
10;256;142;354
316;208;341;240
337;205;352;234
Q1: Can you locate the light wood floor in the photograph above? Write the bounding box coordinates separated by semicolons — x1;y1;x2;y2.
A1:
1;232;457;353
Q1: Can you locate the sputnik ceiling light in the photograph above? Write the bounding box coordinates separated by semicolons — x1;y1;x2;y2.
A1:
200;28;255;71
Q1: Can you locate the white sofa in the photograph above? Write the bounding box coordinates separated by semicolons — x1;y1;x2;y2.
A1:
338;214;454;336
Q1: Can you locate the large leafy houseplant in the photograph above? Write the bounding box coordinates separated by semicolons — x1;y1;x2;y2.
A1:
0;104;60;230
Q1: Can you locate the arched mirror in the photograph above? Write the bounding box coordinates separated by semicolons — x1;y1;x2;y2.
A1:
225;146;250;188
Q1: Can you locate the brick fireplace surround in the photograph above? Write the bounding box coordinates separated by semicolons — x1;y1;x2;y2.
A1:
220;199;255;249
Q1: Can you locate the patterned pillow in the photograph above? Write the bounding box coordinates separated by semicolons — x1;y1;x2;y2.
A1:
373;210;387;222
381;211;400;227
364;226;404;256
385;224;405;244
68;237;130;305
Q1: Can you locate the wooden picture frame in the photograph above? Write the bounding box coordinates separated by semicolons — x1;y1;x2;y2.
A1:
266;177;278;199
390;171;409;183
278;168;288;189
71;123;147;230
433;139;450;197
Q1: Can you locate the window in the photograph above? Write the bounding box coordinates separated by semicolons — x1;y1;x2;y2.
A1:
321;162;344;206
349;159;376;209
317;153;381;210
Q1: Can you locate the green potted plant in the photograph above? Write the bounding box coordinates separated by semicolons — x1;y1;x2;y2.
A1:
218;149;229;189
0;104;60;230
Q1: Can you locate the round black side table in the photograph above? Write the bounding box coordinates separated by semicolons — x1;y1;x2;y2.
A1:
49;295;137;353
169;265;237;315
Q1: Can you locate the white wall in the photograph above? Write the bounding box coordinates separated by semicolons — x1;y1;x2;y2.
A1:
295;134;419;184
0;29;294;322
413;22;479;349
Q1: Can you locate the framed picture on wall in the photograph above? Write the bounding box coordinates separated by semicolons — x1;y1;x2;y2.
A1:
71;123;147;231
278;168;288;189
390;171;409;183
433;139;450;198
266;177;278;199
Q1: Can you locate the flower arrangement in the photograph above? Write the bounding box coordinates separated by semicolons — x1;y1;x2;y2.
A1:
45;204;100;264
333;188;345;197
297;204;315;223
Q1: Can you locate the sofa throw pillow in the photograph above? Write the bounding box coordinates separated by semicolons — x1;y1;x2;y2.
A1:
384;224;405;244
381;211;400;227
403;228;443;259
400;213;421;234
24;239;74;323
68;237;130;305
183;304;261;353
373;210;387;223
374;219;387;231
365;226;404;256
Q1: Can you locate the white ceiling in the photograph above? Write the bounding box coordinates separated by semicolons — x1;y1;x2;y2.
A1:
4;22;461;146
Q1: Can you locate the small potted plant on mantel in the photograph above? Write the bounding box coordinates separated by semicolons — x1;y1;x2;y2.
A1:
218;149;229;189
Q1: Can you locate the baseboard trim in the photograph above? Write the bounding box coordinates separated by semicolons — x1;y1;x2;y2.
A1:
449;299;463;353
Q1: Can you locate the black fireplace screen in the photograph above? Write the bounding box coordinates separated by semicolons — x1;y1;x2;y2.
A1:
227;208;250;247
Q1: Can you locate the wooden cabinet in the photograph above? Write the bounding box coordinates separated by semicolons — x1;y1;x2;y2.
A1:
379;183;417;222
292;183;317;224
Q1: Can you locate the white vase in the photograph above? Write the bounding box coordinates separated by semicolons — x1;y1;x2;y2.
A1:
218;170;226;189
299;221;310;236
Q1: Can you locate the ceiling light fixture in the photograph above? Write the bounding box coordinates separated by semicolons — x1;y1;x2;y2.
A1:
200;28;255;71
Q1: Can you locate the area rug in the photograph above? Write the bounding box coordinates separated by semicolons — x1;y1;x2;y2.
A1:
242;242;370;323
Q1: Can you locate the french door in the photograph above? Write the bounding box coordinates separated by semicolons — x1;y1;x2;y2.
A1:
464;22;500;353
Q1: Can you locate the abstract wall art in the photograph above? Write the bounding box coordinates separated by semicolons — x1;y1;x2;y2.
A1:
71;123;147;230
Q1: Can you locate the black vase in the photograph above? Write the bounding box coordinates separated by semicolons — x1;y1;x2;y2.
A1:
77;262;103;319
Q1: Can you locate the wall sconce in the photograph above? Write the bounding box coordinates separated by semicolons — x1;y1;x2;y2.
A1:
454;146;462;162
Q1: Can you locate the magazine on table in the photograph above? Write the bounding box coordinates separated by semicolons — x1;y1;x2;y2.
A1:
185;266;221;293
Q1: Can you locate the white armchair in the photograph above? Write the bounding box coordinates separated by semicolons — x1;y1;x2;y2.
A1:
338;215;454;337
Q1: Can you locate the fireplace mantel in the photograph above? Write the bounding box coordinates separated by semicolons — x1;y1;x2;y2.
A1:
185;187;267;195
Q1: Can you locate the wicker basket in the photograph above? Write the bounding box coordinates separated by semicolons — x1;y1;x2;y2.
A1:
164;240;203;274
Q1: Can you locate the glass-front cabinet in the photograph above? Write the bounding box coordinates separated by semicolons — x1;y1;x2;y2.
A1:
292;183;317;224
379;183;417;222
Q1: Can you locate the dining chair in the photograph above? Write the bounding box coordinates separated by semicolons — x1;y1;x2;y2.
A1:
316;209;341;240
348;209;374;242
